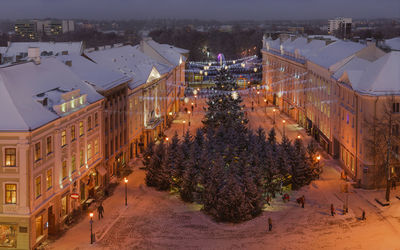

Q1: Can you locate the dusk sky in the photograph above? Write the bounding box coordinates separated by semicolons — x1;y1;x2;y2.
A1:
0;0;399;20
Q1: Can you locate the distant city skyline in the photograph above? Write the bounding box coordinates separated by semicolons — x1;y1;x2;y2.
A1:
0;0;399;20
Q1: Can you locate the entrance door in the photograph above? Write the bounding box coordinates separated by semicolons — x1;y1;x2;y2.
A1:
333;138;340;159
48;206;55;235
35;215;43;240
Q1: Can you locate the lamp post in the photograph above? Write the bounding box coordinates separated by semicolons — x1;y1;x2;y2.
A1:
316;155;321;169
188;111;191;126
264;99;267;113
182;120;186;136
282;120;286;137
124;178;128;206
273;109;276;125
257;91;260;104
89;212;94;244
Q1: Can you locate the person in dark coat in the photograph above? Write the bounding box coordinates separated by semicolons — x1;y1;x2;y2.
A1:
361;210;366;220
268;217;272;231
98;202;104;219
301;195;305;208
330;204;335;216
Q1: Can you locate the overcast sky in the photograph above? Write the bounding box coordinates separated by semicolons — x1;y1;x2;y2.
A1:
0;0;399;20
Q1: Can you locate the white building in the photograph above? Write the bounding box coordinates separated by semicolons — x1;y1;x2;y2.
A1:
328;17;352;38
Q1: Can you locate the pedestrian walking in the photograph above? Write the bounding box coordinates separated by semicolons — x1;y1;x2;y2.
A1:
361;210;366;220
301;195;305;208
98;202;104;220
268;217;272;231
330;204;335;216
266;194;271;206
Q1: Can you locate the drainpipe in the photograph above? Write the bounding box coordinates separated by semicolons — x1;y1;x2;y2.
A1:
355;94;358;181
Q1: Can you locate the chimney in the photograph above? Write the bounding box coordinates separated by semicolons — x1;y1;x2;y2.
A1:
28;47;40;64
7;41;11;47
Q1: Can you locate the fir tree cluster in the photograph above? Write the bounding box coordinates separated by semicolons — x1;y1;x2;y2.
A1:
144;68;318;223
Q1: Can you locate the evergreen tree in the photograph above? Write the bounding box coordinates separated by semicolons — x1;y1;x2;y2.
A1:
142;141;155;169
145;142;170;190
167;132;183;190
291;138;312;189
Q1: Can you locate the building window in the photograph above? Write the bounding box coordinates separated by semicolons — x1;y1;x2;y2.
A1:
5;184;16;204
0;224;17;248
4;148;16;167
61;130;66;146
71;155;76;172
46;136;52;154
35;215;43;239
80;150;84;166
94;113;98;126
94;140;99;155
393;103;400;113
61;195;68;217
46;169;52;189
79;121;84;136
87;116;92;131
34;142;41;162
71;125;76;141
35;176;41;198
87;143;92;160
62;161;67;179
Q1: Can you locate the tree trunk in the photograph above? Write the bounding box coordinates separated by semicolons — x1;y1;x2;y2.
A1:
386;178;390;202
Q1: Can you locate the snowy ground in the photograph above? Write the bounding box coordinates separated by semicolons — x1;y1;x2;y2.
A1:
45;93;400;250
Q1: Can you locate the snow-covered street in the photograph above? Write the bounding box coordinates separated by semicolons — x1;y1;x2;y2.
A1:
45;95;400;250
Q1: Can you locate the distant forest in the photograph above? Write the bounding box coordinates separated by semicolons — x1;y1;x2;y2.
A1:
149;27;263;61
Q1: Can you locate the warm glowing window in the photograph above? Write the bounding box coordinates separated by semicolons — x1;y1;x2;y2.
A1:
46;169;52;189
62;160;67;179
80;150;84;166
79;121;84;136
4;148;16;166
34;142;41;162
71;155;76;172
87;143;92;159
61;130;66;146
5;184;16;204
94;140;99;154
35;176;41;198
71;125;76;141
46;136;52;154
87;116;92;131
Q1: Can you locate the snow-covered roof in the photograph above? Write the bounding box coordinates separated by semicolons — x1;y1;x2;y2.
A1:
384;37;400;51
85;45;171;89
307;40;365;69
0;57;103;131
57;54;131;91
1;42;83;63
143;39;188;66
356;51;400;95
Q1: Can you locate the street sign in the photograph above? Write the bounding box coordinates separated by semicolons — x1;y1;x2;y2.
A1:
70;193;79;199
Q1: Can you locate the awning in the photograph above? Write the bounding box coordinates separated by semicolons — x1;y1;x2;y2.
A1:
97;166;107;176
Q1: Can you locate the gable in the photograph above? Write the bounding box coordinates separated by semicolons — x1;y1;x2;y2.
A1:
147;66;161;83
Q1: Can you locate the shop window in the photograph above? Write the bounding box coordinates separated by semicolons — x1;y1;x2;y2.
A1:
5;184;16;204
79;121;84;136
34;142;41;162
0;224;17;248
46;136;52;154
392;103;399;113
71;125;76;141
35;176;41;198
62;161;67;180
4;148;16;167
61;130;66;147
46;169;52;190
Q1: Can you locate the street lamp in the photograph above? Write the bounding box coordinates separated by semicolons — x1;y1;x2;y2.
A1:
264;99;267;113
182;120;186;136
282;120;286;137
257;91;260;104
89;212;94;244
124;178;128;206
273;109;276;125
297;135;301;139
188;110;191;126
